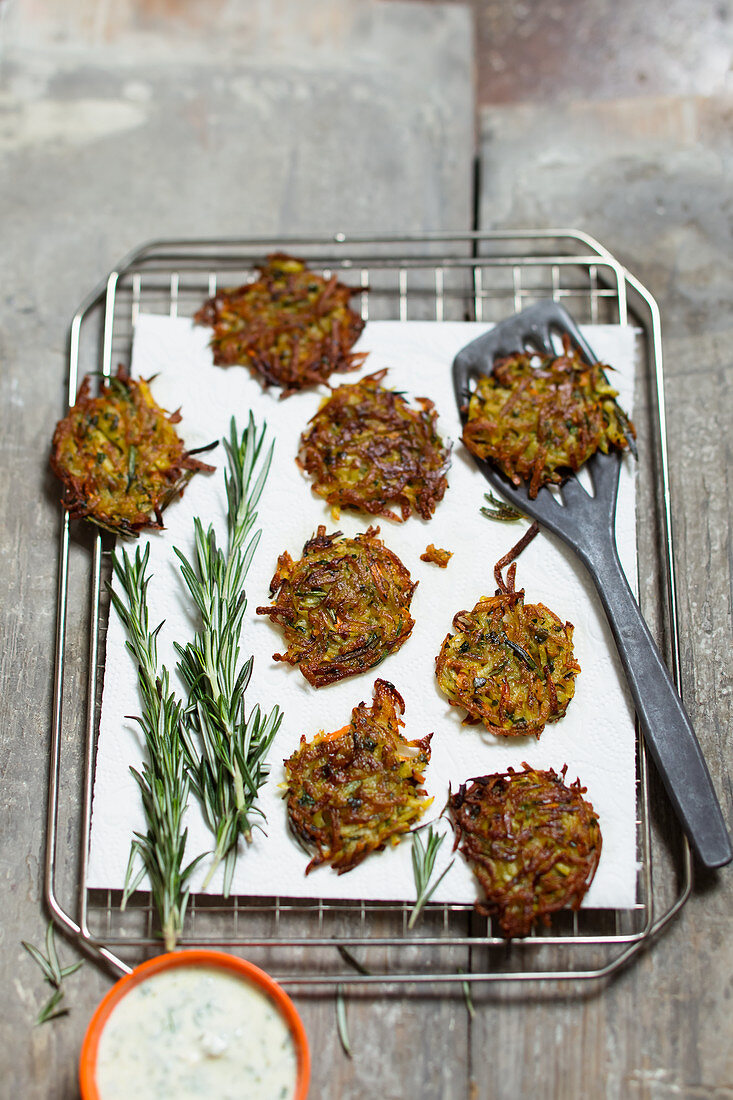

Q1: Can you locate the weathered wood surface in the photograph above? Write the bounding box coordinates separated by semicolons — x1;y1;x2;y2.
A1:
2;0;732;1097
475;91;733;1099
0;4;474;1098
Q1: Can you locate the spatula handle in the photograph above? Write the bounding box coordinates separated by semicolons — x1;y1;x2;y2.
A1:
587;544;731;869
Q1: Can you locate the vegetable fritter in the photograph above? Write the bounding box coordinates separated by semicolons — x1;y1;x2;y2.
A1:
462;338;635;498
297;369;451;521
448;764;602;937
435;523;579;737
194;253;367;397
284;678;432;874
257;526;417;688
50;367;214;536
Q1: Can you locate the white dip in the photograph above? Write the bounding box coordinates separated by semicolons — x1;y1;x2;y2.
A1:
95;966;298;1100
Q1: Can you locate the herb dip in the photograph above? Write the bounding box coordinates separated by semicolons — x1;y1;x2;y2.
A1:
95;966;298;1100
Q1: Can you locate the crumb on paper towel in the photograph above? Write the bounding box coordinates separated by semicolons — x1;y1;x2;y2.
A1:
420;544;453;568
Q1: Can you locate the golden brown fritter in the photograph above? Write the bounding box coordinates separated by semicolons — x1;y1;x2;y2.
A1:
194;253;367;397
435;524;579;737
448;764;602;938
50;367;214;536
462;338;635;498
284;678;432;874
297;369;451;521
256;525;417;688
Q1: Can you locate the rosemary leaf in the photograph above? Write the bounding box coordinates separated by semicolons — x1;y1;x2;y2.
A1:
337;944;372;976
45;919;62;985
504;635;539;672
408;824;454;930
110;546;204;950
175;416;282;895
458;968;476;1019
22;923;83;1026
126;445;137;492
60;961;84;979
21;941;57;985
480;491;523;523
335;984;352;1058
35;987;68;1026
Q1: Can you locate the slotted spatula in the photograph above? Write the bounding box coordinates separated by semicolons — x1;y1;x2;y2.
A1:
453;300;731;870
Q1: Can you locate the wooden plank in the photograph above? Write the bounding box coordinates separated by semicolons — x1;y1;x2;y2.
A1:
474;93;733;1099
0;2;475;1096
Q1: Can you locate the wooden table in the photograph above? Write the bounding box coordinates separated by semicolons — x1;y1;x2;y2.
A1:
1;2;730;1097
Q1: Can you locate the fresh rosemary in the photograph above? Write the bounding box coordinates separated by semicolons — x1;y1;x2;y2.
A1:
332;945;372;1058
407;823;454;930
175;415;283;895
337;943;371;976
22;922;82;1025
109;545;204;950
480;490;524;523
335;984;352;1058
458;968;476;1019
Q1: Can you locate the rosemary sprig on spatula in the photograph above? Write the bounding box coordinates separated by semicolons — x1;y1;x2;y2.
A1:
109;545;204;950
408;823;454;930
175;415;283;895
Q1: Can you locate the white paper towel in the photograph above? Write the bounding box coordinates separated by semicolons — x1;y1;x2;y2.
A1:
88;316;639;908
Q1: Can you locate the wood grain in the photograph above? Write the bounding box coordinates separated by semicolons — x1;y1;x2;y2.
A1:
475;91;733;1100
0;4;475;1097
3;1;733;1097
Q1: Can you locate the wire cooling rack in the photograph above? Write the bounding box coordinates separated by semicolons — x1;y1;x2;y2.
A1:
46;231;692;985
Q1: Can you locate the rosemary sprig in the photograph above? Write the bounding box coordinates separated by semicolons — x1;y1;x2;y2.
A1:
109;545;204;950
22;922;82;1025
175;415;283;895
480;490;524;523
407;823;454;930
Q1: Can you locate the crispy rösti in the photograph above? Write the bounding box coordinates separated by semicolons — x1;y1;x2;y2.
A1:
297;370;451;521
449;764;602;937
256;526;417;687
50;367;214;536
194;253;367;397
284;679;432;874
462;338;635;498
435;523;579;737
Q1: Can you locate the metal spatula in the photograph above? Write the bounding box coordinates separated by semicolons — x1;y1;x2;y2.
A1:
453;300;731;870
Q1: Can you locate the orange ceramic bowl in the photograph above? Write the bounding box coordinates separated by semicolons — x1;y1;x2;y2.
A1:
79;949;310;1100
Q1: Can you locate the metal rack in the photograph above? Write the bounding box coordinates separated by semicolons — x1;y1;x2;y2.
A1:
46;231;692;985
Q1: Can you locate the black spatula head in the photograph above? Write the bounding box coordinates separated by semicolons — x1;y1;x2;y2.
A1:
452;299;628;551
